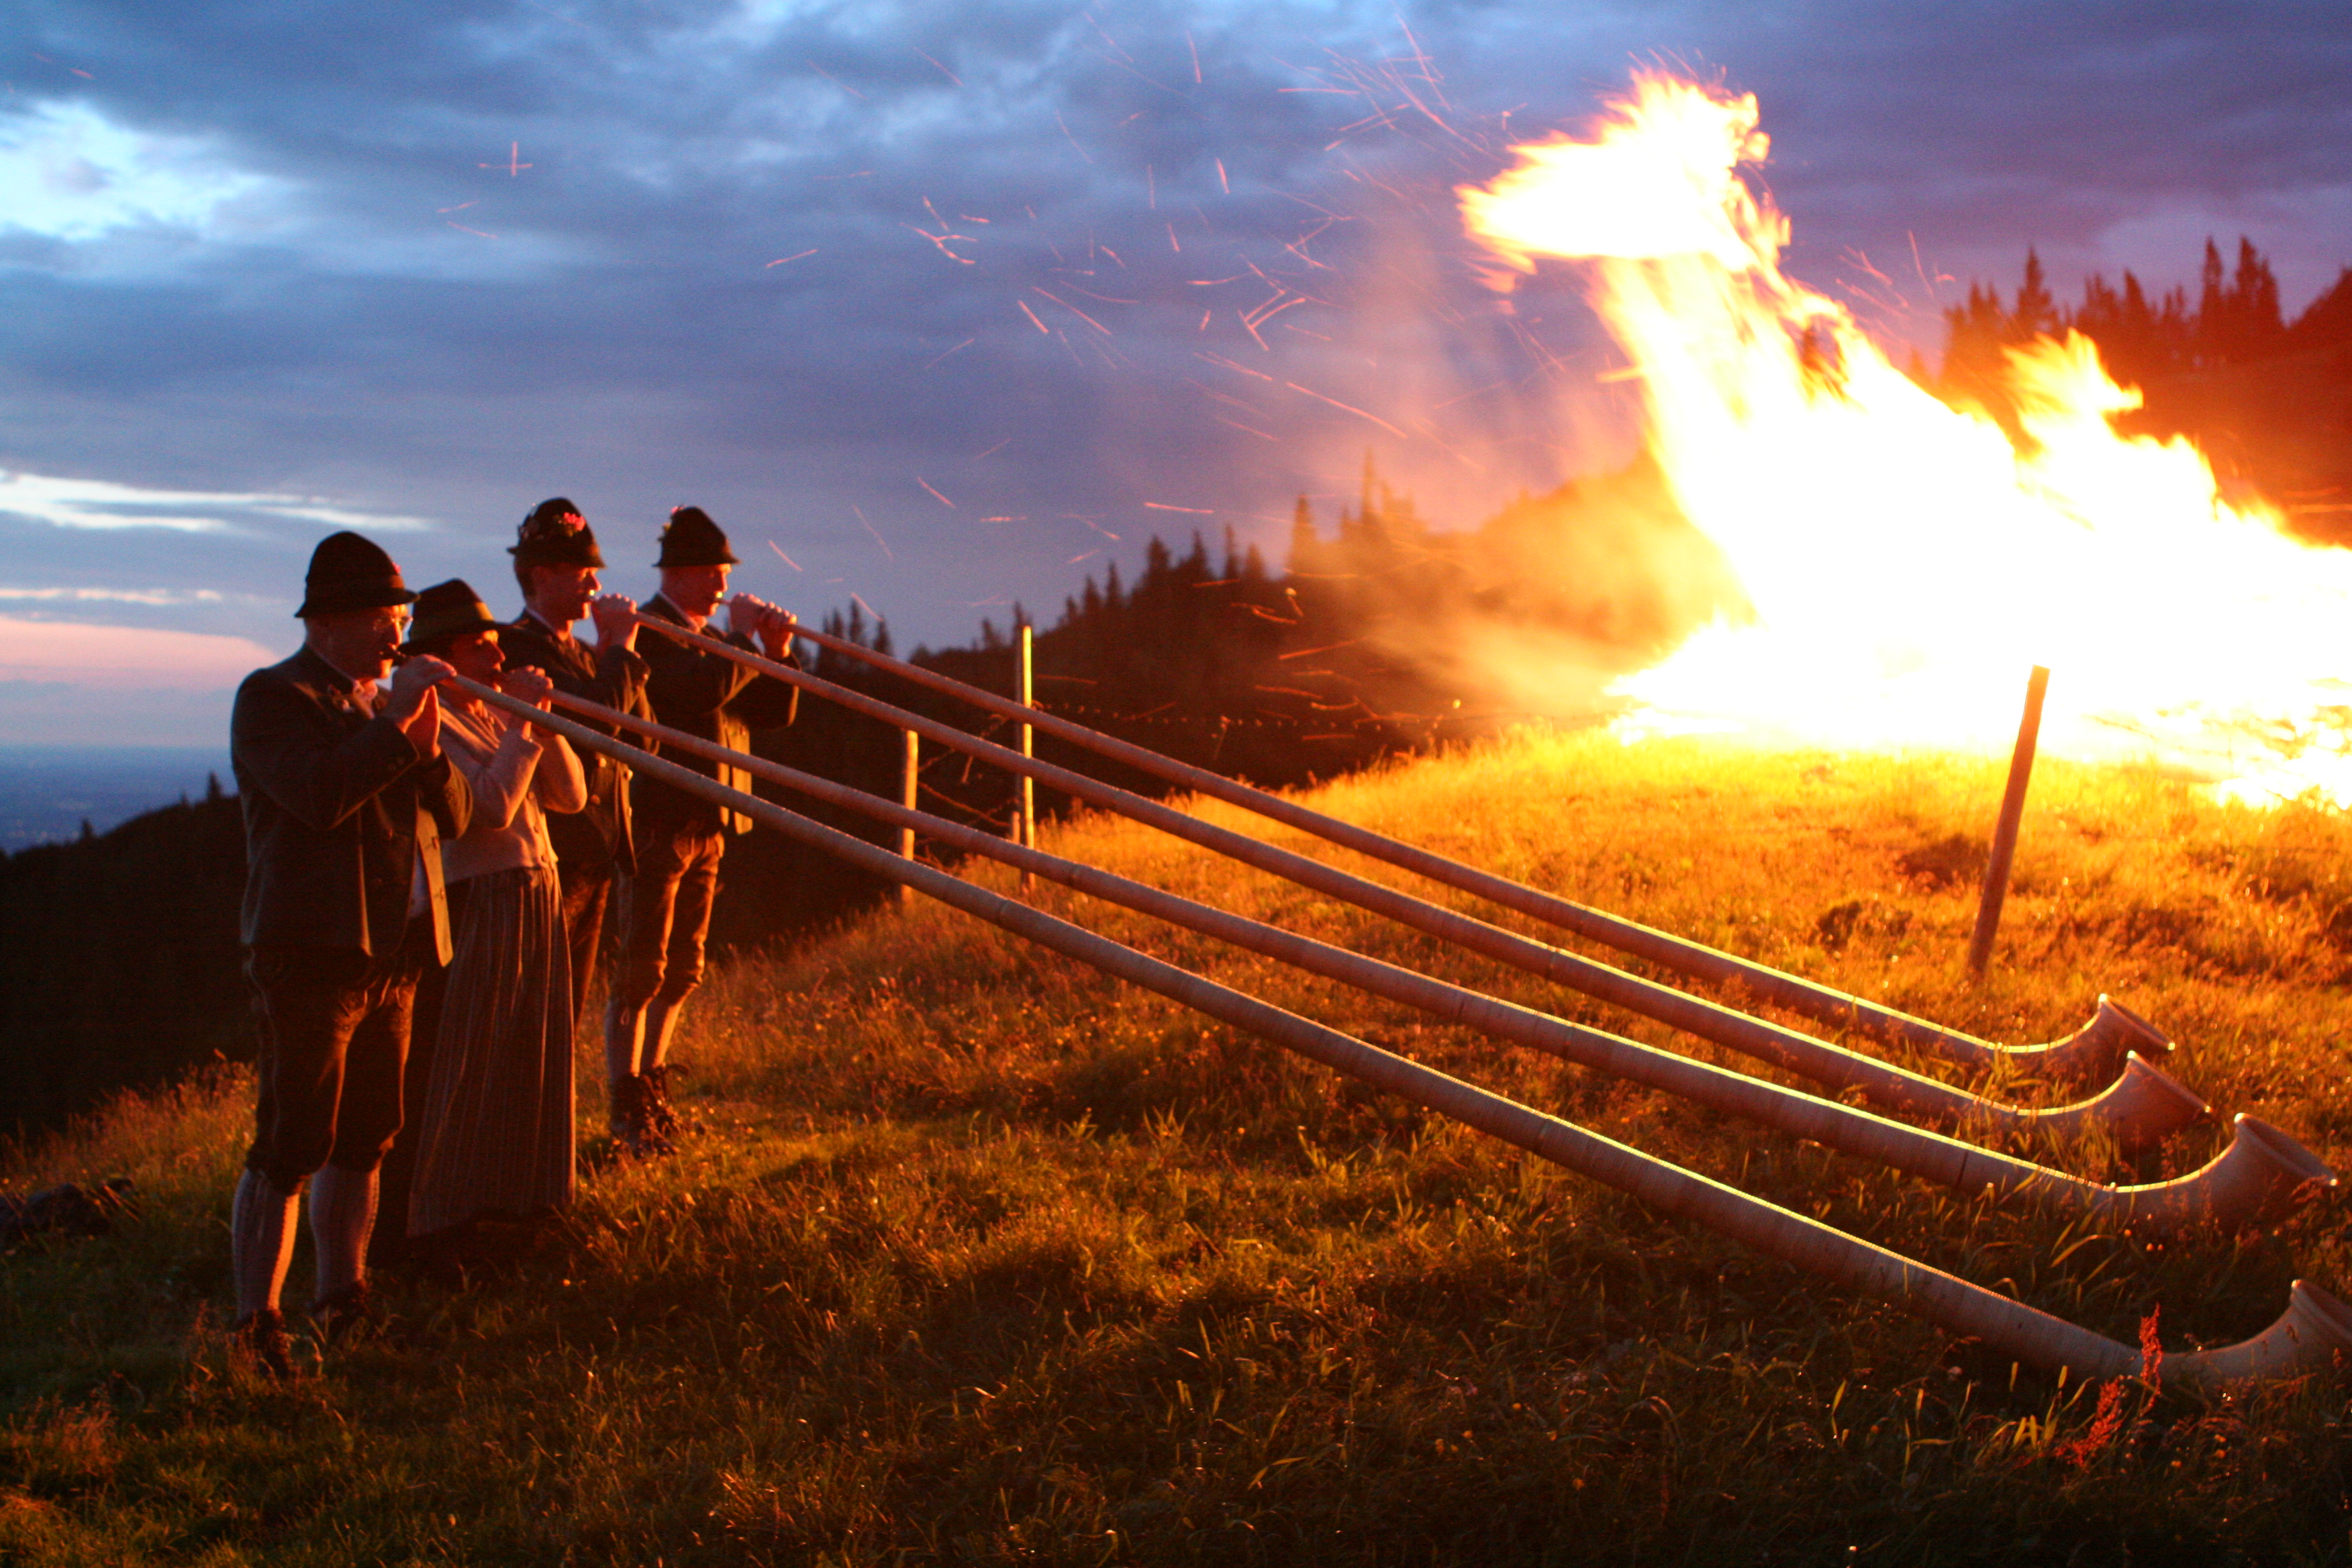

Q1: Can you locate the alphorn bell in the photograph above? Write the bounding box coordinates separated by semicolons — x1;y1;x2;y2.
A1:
548;686;2336;1239
624;616;2208;1154
778;618;2169;1081
458;677;2352;1388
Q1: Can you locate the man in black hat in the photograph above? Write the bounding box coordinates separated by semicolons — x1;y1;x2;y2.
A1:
607;504;798;1152
495;498;650;1032
228;530;471;1371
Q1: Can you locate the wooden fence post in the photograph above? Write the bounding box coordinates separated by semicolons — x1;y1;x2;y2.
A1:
899;728;918;903
1018;622;1036;888
1967;665;2051;977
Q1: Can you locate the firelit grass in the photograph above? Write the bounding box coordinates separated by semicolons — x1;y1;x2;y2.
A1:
6;730;2352;1565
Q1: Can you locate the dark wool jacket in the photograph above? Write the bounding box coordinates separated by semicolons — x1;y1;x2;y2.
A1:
498;610;650;873
232;646;472;954
631;593;799;834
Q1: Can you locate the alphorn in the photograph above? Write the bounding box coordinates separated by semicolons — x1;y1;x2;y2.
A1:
460;677;2352;1387
550;687;2335;1238
778;618;2165;1081
624;618;2206;1153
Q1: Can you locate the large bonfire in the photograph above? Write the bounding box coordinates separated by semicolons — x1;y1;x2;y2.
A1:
1459;73;2352;801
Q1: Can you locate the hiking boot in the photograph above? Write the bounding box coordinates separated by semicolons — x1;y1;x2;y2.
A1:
640;1063;686;1142
607;1072;644;1142
310;1279;377;1346
607;1074;673;1158
233;1308;295;1379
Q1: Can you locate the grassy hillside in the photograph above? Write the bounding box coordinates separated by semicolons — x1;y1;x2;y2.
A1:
6;731;2352;1565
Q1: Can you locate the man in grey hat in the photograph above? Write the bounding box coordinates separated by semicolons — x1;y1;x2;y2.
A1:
495;497;650;1031
228;530;471;1372
606;504;799;1153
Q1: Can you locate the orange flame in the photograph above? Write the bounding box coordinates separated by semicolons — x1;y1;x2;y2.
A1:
1460;72;2352;800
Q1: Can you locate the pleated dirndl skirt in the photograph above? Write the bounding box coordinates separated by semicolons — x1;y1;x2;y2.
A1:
407;863;575;1238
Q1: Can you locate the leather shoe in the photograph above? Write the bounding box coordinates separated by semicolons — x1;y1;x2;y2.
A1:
233;1308;295;1379
311;1279;377;1346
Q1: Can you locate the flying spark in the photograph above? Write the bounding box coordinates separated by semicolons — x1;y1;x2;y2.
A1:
908;225;976;264
806;59;866;98
851;505;895;562
1285;381;1408;438
1032;288;1112;335
1195;350;1272;382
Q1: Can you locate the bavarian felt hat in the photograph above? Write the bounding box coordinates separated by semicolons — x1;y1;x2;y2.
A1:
295;530;415;618
510;496;606;569
402;579;504;653
655;505;739;568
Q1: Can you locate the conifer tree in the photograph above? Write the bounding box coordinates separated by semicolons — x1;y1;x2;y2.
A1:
2012;248;2055;339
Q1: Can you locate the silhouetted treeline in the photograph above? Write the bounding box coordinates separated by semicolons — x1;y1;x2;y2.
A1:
1941;238;2352;524
0;779;251;1137
901;452;1730;804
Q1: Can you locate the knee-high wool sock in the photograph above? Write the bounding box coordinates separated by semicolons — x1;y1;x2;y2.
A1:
605;995;644;1085
308;1165;379;1300
641;996;686;1073
230;1170;299;1322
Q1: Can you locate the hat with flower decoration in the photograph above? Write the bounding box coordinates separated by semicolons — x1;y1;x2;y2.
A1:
509;496;606;569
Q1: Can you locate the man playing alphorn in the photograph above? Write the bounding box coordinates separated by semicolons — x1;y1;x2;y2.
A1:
228;532;469;1372
605;505;799;1153
495;498;650;1034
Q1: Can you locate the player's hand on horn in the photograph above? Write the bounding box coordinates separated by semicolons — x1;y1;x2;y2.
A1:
387;654;453;714
757;603;797;658
497;665;557;709
724;592;771;640
589;593;639;652
387;654;453;754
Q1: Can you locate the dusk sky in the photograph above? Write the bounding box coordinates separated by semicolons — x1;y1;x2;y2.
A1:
7;1;2352;744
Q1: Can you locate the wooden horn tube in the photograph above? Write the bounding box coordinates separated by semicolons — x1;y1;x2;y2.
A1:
776;620;2163;1086
620;619;2207;1154
550;689;2337;1238
773;618;2161;1081
463;678;2352;1388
